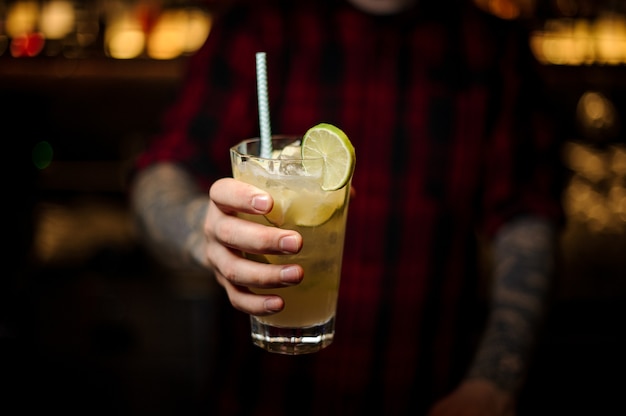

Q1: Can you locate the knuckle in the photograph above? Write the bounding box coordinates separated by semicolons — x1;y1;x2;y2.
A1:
220;263;241;285
214;219;238;247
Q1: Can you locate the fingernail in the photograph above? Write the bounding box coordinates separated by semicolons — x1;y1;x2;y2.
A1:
280;266;301;284
264;297;283;312
251;195;270;212
279;235;300;253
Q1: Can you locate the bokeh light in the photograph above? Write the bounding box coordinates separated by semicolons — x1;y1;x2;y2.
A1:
10;31;45;57
563;142;626;233
472;0;537;20
104;5;145;59
103;3;211;60
146;8;212;60
40;1;75;40
576;91;620;142
531;13;626;66
5;1;39;37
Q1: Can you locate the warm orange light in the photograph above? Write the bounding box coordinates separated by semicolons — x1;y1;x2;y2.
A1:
594;13;626;65
147;10;187;59
563;142;626;232
488;0;520;20
182;8;212;53
105;8;145;59
530;14;626;66
107;27;145;59
40;0;75;40
146;8;211;60
473;0;531;20
6;1;39;37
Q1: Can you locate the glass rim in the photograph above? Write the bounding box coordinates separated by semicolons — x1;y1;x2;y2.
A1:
230;136;325;162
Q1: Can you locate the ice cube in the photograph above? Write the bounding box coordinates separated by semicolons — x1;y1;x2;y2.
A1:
280;160;305;175
277;140;302;159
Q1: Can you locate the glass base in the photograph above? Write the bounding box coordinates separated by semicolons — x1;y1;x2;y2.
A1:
250;316;335;355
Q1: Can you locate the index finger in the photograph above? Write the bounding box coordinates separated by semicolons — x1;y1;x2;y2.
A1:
210;177;273;216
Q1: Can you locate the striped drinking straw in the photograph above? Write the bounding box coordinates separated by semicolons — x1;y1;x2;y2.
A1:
255;52;273;158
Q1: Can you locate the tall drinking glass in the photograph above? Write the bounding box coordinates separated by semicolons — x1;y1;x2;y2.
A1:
230;136;352;355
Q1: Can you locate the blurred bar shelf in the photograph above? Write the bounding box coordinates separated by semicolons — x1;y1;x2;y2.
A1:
0;56;188;86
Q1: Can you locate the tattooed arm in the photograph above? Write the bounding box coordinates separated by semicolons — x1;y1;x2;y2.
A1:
468;216;556;391
429;216;557;416
130;163;211;270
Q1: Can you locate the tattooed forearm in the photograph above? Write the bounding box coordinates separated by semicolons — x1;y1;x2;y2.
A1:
131;163;209;269
467;216;557;393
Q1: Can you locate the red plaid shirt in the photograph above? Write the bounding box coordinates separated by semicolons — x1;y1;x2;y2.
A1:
135;0;564;413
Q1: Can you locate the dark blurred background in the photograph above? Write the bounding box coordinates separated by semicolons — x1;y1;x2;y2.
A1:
1;0;625;414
